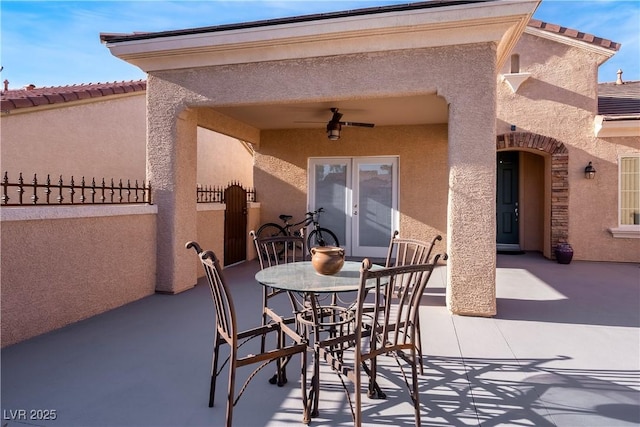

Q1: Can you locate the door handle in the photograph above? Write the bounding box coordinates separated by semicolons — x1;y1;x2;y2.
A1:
514;202;518;222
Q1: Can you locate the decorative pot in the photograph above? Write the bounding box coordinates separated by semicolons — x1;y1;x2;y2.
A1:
554;242;574;264
311;246;345;275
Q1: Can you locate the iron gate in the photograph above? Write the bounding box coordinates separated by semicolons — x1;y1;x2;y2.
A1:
224;183;247;266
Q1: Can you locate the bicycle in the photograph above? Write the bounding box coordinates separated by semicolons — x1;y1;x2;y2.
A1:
256;207;340;252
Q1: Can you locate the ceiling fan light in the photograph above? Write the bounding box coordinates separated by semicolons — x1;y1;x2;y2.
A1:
326;122;341;140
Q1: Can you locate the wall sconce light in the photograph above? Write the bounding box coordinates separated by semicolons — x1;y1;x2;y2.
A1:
326;121;341;140
510;124;517;131
584;161;596;179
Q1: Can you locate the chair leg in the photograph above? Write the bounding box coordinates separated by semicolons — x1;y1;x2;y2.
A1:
301;344;311;425
366;360;379;399
354;361;362;427
276;328;287;387
411;350;421;427
226;351;237;427
209;338;221;407
416;318;424;375
311;348;320;418
361;360;385;399
261;290;269;353
208;375;216;408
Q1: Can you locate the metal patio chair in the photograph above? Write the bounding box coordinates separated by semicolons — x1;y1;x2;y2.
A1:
384;230;443;374
250;230;309;385
315;254;446;427
186;241;308;427
251;230;308;326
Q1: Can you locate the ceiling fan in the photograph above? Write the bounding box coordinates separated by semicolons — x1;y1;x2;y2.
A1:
325;108;375;140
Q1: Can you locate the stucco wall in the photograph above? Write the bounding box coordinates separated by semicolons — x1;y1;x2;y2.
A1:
0;93;254;194
497;33;640;262
195;205;225;277
193;202;261;278
197;127;254;188
1;94;147;182
246;203;261;261
1;206;157;347
256;124;449;253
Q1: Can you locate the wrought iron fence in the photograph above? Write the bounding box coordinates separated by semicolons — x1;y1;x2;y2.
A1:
246;187;257;202
2;173;257;207
197;184;256;204
196;185;224;203
2;172;152;206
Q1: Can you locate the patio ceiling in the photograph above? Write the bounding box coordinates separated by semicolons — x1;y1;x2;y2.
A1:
209;93;450;130
102;1;539;131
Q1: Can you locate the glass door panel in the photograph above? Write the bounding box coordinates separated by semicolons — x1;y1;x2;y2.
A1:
309;157;398;257
353;158;398;257
308;159;350;251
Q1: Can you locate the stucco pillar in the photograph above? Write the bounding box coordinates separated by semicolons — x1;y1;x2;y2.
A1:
445;82;497;317
147;77;198;293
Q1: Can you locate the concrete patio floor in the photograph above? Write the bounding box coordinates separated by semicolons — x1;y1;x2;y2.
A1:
2;252;639;427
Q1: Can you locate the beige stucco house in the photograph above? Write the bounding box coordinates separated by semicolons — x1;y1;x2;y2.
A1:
2;0;637;340
97;0;638;319
1;81;148;182
0;81;254;188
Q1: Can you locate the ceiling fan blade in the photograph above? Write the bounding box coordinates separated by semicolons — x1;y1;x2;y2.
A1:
330;107;343;123
340;121;375;128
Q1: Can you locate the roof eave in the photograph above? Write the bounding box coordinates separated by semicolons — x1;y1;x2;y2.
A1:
595;115;640;137
102;0;540;73
525;26;618;62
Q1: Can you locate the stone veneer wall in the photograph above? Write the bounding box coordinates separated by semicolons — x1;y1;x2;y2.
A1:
497;132;569;258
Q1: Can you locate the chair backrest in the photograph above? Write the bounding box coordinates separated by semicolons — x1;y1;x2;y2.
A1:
250;230;307;269
186;241;236;344
355;254;445;361
385;230;442;267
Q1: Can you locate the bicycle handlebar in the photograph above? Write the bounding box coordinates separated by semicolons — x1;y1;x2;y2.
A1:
305;207;324;217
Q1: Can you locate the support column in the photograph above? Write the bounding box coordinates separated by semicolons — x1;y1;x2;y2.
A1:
147;76;198;293
445;86;497;316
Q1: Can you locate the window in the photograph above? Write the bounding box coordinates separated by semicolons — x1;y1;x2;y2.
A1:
510;54;520;73
620;156;640;226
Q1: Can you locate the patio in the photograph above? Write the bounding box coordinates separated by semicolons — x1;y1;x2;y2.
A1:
2;252;639;427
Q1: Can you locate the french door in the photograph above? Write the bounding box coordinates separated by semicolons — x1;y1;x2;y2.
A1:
308;157;399;258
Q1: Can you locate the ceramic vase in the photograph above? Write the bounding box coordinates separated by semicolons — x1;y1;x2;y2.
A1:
555;242;574;264
311;246;345;275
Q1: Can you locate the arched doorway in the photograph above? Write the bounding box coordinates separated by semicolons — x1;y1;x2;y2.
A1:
497;132;569;259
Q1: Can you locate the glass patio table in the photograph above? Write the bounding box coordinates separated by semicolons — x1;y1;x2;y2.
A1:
255;260;384;423
255;260;383;294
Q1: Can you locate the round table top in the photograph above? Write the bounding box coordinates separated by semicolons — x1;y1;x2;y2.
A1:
255;260;381;293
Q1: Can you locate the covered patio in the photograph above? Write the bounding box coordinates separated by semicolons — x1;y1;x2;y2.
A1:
100;0;543;318
3;253;638;426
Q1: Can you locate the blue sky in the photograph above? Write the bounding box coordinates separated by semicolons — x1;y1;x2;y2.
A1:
1;0;638;89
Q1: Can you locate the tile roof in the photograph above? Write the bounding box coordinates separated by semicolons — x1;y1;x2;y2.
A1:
528;19;620;52
1;80;146;113
598;81;640;117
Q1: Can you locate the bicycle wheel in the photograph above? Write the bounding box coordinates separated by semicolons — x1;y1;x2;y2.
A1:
307;227;340;250
256;223;287;260
256;223;287;239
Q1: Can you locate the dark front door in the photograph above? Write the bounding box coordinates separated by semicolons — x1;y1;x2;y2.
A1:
497;151;520;249
224;183;247;266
